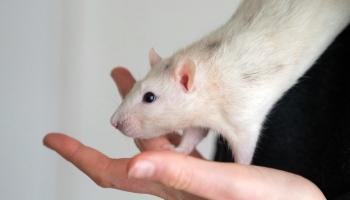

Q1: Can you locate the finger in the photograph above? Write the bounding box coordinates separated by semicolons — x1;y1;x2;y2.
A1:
43;133;163;196
135;136;171;151
135;133;181;151
136;135;203;159
127;151;325;200
111;67;136;98
127;151;235;200
43;133;118;187
165;133;203;158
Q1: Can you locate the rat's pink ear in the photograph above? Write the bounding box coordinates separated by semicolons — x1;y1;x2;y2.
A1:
149;48;162;68
174;58;196;92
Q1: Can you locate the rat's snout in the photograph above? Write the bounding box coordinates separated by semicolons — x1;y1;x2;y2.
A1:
110;109;142;138
110;111;131;136
110;110;121;128
111;116;127;132
111;120;121;129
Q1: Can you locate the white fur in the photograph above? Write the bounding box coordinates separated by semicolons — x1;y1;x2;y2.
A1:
112;0;350;164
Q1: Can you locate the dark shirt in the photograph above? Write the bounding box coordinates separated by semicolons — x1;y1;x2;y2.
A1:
214;24;350;200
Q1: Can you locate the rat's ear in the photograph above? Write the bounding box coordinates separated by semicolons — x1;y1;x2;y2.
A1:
149;48;162;68
174;58;196;92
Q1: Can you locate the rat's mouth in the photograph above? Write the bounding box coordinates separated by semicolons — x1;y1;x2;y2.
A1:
112;115;180;139
113;122;160;139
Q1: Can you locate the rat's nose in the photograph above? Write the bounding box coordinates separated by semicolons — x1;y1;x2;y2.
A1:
112;120;126;131
112;121;120;129
110;111;120;128
110;116;118;128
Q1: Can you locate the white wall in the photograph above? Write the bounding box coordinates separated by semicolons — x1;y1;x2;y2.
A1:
0;0;237;199
0;0;62;199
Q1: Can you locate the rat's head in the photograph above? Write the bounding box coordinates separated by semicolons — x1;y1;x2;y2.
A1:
111;49;202;139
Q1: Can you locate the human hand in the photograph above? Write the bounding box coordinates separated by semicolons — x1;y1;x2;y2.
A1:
43;67;325;200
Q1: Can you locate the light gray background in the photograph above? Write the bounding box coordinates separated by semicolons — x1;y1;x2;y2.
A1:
0;0;239;199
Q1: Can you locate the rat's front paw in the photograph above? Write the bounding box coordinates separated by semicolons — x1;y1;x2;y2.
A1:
160;143;193;154
161;144;176;151
174;146;194;154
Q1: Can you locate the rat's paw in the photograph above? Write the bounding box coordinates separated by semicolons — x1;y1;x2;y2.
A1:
160;144;193;154
174;146;194;154
161;144;176;151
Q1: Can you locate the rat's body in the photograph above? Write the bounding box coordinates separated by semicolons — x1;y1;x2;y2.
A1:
111;0;350;164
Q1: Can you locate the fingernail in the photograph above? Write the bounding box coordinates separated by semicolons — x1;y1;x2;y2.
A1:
128;160;155;179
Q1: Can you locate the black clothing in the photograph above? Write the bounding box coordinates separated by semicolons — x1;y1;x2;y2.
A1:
214;25;350;199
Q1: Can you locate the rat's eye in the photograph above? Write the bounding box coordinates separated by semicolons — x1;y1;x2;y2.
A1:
142;92;157;103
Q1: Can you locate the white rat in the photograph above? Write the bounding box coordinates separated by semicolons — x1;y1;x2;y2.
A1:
111;0;350;164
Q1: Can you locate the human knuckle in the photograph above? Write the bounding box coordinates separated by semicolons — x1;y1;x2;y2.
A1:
69;144;83;162
94;176;111;188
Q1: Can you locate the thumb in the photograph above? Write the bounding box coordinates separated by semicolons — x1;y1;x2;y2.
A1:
127;151;325;200
127;151;241;200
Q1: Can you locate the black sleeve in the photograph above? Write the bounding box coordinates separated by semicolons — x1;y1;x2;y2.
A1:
213;24;350;199
334;193;350;200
